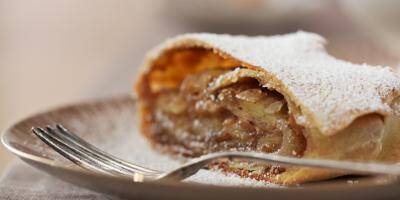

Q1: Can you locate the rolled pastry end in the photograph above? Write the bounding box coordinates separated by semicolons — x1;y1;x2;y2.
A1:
136;47;392;185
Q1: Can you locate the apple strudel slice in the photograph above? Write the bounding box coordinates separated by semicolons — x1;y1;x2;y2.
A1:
135;32;400;185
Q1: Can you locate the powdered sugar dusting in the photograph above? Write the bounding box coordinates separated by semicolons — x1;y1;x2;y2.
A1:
149;32;400;135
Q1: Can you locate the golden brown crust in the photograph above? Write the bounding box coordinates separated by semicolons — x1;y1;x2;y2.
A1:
136;32;400;136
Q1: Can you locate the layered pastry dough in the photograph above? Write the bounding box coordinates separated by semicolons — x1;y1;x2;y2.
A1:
135;32;400;185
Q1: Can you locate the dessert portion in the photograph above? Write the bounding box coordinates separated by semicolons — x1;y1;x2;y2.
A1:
136;32;400;185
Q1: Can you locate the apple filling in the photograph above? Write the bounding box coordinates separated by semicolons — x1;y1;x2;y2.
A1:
147;68;306;178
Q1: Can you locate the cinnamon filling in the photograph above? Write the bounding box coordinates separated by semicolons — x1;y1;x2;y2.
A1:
146;68;306;178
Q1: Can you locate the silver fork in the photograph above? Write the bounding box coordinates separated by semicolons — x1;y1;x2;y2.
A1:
32;124;400;182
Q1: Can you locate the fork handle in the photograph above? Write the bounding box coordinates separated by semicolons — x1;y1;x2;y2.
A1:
158;151;400;181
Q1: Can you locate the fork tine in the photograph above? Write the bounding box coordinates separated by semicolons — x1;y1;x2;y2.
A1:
55;124;160;175
32;127;118;176
42;126;140;177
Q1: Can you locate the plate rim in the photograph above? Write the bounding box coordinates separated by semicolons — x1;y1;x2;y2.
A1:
1;95;135;172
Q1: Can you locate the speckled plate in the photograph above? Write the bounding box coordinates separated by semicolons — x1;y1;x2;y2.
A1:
2;95;400;200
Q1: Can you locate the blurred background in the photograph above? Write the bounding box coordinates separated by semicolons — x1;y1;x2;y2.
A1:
1;0;399;174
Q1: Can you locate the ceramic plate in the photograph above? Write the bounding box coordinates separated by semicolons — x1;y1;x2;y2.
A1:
2;95;400;200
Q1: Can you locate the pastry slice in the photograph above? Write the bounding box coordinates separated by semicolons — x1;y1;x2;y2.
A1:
135;32;400;185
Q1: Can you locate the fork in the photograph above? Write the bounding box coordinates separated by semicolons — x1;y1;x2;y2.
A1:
32;124;400;183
